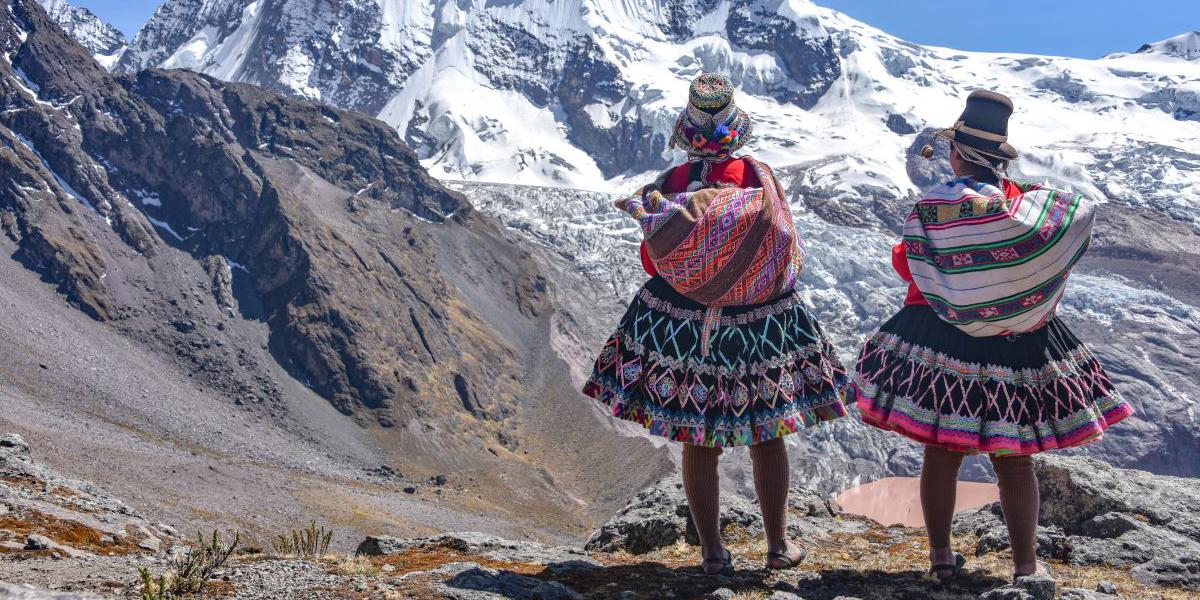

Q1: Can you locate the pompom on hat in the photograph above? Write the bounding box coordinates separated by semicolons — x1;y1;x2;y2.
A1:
929;90;1019;161
670;73;752;161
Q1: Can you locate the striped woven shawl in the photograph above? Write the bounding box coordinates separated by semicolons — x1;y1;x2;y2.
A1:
903;177;1095;337
620;159;805;308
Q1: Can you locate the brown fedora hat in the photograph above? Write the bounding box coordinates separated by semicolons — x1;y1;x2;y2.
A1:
935;90;1019;161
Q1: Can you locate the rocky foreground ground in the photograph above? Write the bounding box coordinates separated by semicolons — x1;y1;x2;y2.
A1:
2;434;1198;599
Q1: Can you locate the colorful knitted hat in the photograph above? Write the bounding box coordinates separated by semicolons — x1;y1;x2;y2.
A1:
669;73;752;160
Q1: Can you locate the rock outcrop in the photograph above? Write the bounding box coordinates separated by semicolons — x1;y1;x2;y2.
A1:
0;434;176;558
584;475;764;554
958;455;1200;590
357;532;596;567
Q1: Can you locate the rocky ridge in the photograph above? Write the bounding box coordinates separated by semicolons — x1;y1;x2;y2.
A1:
3;438;1196;599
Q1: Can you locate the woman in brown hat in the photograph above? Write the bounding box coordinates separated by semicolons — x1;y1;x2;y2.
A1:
583;74;849;574
850;91;1133;581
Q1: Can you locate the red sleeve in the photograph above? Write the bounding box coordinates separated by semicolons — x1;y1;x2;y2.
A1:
1003;179;1023;199
894;242;930;306
662;164;692;194
736;157;760;188
640;242;658;277
892;242;913;283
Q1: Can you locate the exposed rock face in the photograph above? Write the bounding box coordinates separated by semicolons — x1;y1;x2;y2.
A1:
724;0;840;108
118;0;424;116
961;455;1200;590
34;0;124;67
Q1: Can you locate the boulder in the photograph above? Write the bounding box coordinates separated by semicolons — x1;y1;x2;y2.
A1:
965;455;1200;587
0;434;31;459
1036;455;1199;542
978;588;1034;600
770;592;804;600
1131;550;1200;590
585;475;761;554
1012;574;1055;600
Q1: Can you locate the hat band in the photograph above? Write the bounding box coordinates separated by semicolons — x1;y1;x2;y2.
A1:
953;120;1007;143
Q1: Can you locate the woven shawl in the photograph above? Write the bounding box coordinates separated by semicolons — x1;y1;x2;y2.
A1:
620;159;805;308
903;177;1095;337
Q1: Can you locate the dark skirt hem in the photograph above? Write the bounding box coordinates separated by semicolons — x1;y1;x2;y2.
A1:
853;383;1132;456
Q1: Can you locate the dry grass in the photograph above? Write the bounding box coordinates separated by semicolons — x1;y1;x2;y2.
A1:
328;555;381;577
0;507;143;556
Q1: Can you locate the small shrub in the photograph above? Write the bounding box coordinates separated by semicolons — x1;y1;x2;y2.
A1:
138;529;240;599
272;521;333;558
138;566;171;600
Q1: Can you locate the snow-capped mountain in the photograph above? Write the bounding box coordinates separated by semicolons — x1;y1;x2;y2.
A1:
35;0;125;67
1135;31;1200;61
114;0;1200;210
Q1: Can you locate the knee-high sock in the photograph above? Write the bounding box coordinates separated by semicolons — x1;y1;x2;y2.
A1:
682;444;723;557
749;437;790;552
992;454;1039;572
921;445;965;553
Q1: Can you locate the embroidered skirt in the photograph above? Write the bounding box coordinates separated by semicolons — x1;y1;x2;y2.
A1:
582;276;848;447
851;305;1133;455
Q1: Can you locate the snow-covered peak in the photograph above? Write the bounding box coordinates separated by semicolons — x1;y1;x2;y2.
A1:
35;0;126;68
114;0;1199;221
1134;31;1200;61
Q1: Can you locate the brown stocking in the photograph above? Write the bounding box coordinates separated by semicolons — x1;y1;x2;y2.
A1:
749;437;791;554
921;445;965;564
681;444;724;559
992;454;1039;575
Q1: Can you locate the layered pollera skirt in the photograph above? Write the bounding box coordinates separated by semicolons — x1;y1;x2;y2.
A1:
582;276;848;447
851;305;1133;455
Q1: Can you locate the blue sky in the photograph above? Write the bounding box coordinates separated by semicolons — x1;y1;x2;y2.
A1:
79;0;1194;59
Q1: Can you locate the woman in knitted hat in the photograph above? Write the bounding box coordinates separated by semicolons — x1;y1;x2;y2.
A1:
583;73;849;574
850;91;1134;582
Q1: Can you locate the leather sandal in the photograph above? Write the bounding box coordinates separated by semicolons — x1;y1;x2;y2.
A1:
765;541;807;570
1013;560;1053;583
701;548;734;576
929;552;967;581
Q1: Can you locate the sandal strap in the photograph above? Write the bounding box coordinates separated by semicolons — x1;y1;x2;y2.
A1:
702;549;732;566
929;552;966;576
